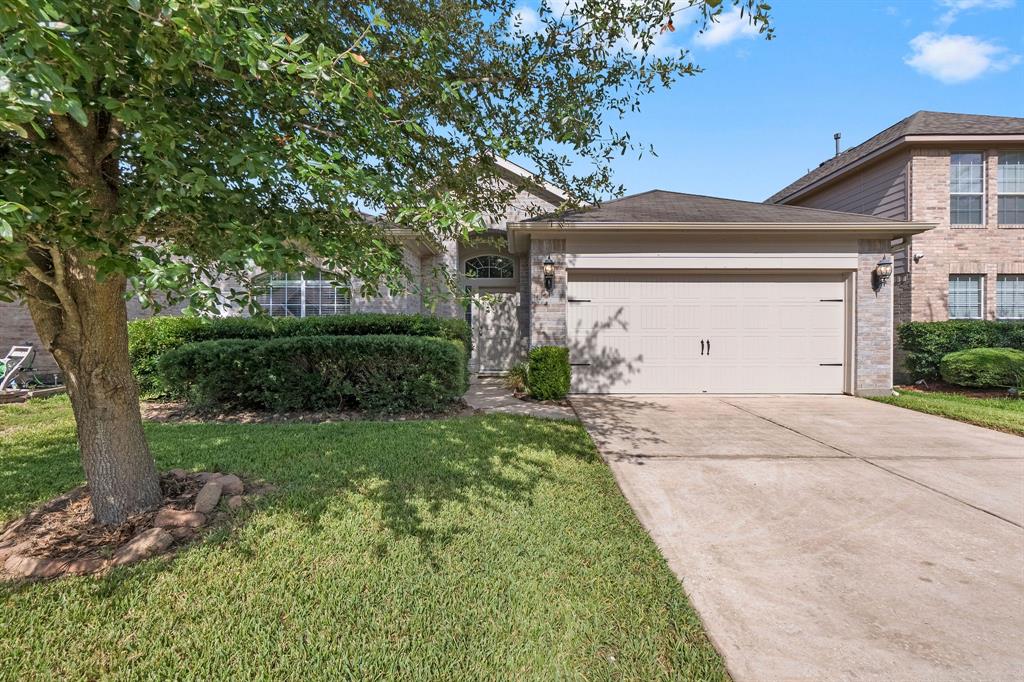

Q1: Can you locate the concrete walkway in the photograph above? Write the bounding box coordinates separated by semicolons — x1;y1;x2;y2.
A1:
463;377;576;421
573;395;1024;682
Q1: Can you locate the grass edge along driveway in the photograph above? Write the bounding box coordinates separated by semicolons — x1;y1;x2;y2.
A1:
0;397;726;680
871;389;1024;437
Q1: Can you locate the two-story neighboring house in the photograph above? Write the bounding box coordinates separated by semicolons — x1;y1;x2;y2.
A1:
767;111;1024;377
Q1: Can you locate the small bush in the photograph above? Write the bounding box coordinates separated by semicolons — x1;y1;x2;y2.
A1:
897;321;1024;380
158;334;467;413
127;316;207;397
504;361;529;394
527;346;570;400
129;313;471;397
939;347;1024;388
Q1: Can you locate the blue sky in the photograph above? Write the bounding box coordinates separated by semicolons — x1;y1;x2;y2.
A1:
553;0;1024;202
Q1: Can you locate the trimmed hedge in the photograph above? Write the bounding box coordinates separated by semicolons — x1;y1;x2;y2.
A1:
527;346;570;400
158;334;467;413
897;321;1024;380
129;313;471;397
939;347;1024;388
128;316;207;397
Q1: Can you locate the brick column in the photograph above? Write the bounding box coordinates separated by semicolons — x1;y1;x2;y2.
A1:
528;238;567;347
856;239;894;396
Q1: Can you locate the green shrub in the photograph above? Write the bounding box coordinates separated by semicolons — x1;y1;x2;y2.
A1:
190;313;471;351
127;316;207;398
504;361;529;393
158;334;467;413
129;313;471;397
897;321;1024;380
527;346;570;400
938;347;1024;388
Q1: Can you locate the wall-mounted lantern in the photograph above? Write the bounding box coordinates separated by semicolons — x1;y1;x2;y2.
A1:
872;256;893;290
542;256;555;293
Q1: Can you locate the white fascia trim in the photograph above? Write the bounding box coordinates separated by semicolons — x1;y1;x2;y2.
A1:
493;156;570;202
506;221;935;252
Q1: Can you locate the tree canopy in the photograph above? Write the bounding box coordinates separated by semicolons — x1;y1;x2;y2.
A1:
1;0;772;308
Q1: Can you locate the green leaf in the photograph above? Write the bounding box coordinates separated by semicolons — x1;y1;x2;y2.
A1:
66;100;88;127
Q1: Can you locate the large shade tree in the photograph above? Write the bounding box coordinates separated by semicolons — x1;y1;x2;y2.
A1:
0;0;772;524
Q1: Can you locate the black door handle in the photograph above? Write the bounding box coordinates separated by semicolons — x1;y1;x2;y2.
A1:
706;339;711;356
700;339;705;355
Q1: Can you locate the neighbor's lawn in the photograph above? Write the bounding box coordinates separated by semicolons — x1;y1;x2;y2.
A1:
872;390;1024;436
0;397;725;680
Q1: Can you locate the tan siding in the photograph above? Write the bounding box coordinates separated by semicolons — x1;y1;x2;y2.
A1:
795;152;909;220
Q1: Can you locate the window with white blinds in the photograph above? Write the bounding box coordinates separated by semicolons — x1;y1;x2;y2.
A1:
950;152;984;225
998;152;1024;225
996;275;1024;320
948;275;983;319
255;271;351;317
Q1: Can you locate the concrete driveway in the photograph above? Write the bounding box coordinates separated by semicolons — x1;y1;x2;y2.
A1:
572;395;1024;681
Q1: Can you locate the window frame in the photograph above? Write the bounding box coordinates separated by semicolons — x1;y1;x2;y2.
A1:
255;270;352;318
997;151;1024;226
464;254;515;282
948;274;985;320
996;274;1024;320
949;152;985;226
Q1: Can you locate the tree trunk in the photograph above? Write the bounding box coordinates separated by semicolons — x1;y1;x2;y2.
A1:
23;250;162;525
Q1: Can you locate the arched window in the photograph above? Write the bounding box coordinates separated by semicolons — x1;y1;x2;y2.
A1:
255;270;351;317
465;255;514;280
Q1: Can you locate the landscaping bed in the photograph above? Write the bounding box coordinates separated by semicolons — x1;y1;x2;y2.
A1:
873;389;1024;437
0;470;255;580
0;396;725;679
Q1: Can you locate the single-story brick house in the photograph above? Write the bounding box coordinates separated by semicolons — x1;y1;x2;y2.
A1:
2;159;932;396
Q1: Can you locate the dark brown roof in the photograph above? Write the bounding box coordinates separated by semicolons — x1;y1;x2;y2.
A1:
524;189;907;225
767;111;1024;204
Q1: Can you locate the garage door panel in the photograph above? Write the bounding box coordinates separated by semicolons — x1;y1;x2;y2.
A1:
567;272;846;394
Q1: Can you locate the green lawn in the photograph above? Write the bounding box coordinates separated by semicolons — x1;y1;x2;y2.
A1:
872;390;1024;436
0;397;725;680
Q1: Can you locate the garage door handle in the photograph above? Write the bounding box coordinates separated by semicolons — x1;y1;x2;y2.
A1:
819;363;843;366
707;339;710;356
569;362;591;367
567;298;591;303
700;339;705;356
819;299;843;302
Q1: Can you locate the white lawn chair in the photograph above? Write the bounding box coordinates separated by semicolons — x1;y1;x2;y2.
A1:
0;345;36;391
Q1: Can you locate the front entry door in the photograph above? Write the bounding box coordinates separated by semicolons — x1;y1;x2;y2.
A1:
471;289;525;374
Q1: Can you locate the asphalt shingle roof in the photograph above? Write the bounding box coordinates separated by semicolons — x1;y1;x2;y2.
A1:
524;189;908;225
767;111;1024;204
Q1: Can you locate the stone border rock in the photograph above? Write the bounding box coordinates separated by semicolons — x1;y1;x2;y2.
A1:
0;470;251;581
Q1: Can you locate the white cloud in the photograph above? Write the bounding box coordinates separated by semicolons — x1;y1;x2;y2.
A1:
937;0;1015;27
692;8;760;49
511;5;543;33
905;32;1020;82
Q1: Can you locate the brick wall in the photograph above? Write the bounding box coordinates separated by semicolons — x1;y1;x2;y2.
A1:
528;239;567;347
907;147;1024;321
855;239;894;396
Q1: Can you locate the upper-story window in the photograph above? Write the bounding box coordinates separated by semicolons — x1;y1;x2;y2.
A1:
997;152;1024;225
465;255;514;280
949;152;984;225
255;270;351;317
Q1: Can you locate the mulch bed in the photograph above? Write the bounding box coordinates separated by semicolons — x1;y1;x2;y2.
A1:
896;381;1020;399
141;400;476;424
0;471;255;582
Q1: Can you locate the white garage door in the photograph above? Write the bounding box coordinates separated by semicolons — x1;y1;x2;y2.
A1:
567;272;848;394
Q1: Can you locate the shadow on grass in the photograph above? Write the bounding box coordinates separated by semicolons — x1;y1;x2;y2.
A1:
2;410;598;577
